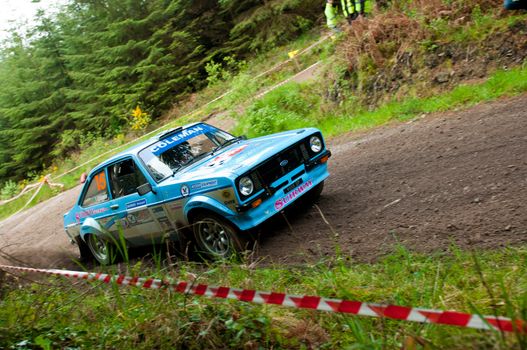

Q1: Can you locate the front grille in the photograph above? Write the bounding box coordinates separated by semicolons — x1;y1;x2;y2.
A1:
236;133;325;201
256;144;305;187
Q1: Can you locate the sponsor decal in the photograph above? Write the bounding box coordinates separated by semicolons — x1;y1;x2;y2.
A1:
126;199;147;210
150;124;215;156
180;184;190;197
191;180;218;190
75;207;109;222
208;144;248;167
224;199;235;205
127;213;138;225
274;180;313;211
122;210;152;228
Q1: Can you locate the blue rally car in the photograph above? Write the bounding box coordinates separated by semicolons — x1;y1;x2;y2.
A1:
63;123;331;264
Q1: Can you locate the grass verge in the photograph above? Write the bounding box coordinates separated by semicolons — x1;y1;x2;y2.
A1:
1;245;526;349
235;64;527;139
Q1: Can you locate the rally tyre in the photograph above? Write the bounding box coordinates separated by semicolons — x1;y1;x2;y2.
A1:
86;234;118;265
75;236;92;262
308;181;325;202
192;213;249;260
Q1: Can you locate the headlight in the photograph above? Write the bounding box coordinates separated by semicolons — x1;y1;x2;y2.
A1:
309;136;322;153
238;176;254;196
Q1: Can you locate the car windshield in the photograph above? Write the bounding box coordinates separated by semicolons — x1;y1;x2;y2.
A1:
139;124;234;182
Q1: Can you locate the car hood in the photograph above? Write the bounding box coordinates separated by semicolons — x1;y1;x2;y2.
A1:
161;128;317;183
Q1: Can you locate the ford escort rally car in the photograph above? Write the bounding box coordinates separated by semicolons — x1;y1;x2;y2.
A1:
63;122;331;264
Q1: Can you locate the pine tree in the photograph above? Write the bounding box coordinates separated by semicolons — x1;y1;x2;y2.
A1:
0;13;72;180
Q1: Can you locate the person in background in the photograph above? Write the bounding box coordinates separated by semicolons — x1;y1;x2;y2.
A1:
504;0;527;9
325;0;372;32
324;0;340;32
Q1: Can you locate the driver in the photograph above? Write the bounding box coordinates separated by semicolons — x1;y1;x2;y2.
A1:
160;141;193;170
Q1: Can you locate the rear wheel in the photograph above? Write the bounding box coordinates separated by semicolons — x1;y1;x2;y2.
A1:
192;213;249;260
86;234;117;265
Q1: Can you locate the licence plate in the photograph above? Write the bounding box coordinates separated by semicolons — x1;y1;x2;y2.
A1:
284;178;303;193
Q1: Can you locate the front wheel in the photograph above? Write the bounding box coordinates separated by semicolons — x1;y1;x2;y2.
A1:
308;181;324;202
192;213;250;260
86;234;117;265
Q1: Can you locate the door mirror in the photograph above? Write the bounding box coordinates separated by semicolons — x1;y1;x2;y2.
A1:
240;135;247;140
137;183;153;196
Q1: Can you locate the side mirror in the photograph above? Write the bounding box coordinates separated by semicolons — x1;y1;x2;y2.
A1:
240;135;247;140
137;183;153;196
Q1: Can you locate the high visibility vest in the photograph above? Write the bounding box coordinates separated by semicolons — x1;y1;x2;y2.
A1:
324;3;339;29
340;0;372;17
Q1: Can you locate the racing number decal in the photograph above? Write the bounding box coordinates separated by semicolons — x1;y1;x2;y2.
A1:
95;172;107;191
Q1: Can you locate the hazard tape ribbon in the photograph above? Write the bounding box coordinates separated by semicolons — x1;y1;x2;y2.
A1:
1;264;525;334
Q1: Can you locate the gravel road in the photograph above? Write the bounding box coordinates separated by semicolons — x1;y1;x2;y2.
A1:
1;95;526;267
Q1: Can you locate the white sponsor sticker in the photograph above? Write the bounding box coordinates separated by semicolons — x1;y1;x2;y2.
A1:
191;180;218;190
180;184;190;197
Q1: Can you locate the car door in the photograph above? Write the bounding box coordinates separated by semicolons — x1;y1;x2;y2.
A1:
106;158;166;245
77;168;114;234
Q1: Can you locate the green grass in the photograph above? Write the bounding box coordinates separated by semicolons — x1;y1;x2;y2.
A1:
234;64;527;139
436;10;527;44
1;246;526;349
323;64;527;136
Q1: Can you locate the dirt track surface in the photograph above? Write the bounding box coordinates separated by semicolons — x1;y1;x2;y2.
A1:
1;95;526;267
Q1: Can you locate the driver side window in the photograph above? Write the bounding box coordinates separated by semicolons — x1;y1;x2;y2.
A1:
81;170;109;207
109;159;147;199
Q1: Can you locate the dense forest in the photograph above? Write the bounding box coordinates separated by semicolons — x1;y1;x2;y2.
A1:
0;0;322;183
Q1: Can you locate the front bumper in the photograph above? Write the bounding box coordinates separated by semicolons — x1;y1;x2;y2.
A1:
229;151;330;231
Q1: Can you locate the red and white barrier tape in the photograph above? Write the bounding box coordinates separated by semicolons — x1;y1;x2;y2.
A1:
0;175;67;222
1;264;525;334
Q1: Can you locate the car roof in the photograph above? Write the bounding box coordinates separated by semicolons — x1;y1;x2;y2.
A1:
90;121;202;174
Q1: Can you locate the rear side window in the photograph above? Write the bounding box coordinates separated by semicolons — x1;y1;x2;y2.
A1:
81;170;109;207
108;159;147;198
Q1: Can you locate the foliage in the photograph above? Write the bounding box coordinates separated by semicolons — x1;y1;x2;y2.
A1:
1;246;527;348
205;56;247;87
235;62;527;140
129;106;151;131
51;129;84;158
0;0;320;184
236;83;321;137
1;0;526;219
0;180;18;200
